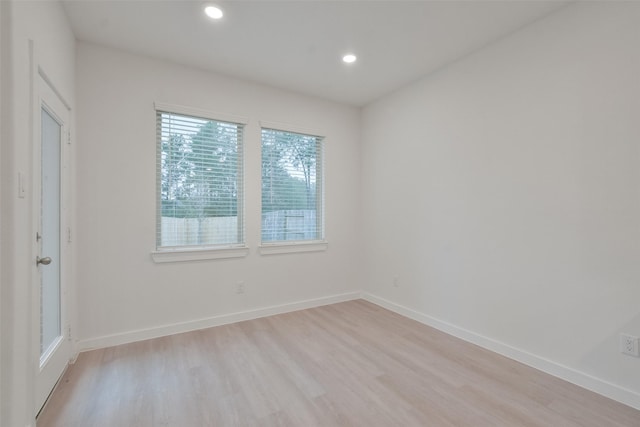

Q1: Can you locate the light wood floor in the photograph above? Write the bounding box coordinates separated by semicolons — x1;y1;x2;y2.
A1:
38;300;640;426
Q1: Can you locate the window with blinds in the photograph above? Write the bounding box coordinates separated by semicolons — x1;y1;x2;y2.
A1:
157;109;244;250
261;127;324;243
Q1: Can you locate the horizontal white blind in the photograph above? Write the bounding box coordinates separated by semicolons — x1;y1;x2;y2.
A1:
157;110;244;249
261;127;324;243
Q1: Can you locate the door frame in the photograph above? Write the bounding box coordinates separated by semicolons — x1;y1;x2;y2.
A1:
31;60;73;415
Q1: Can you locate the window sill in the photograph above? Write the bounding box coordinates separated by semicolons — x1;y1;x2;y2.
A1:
259;241;328;255
151;246;249;263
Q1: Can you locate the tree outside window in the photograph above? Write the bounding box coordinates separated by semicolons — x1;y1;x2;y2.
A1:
158;111;243;248
261;128;324;243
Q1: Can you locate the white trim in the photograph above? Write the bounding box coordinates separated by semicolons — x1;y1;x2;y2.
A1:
154;102;248;125
259;120;323;138
259;241;328;255
38;67;70;111
362;292;640;411
39;335;63;369
151;246;249;263
77;291;362;352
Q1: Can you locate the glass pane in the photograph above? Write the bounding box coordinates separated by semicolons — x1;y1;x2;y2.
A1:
158;112;242;248
261;128;321;242
41;108;61;360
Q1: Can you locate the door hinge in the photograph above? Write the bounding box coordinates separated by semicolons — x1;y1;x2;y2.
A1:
18;171;26;198
67;130;71;145
67;227;72;243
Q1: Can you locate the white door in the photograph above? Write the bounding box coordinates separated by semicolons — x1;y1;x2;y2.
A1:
34;74;71;414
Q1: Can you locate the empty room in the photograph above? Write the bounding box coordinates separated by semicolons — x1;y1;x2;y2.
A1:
1;0;640;426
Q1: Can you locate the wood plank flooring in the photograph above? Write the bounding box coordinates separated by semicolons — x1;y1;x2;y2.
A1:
37;300;640;426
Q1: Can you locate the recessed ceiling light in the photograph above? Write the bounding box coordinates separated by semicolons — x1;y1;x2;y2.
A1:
204;5;223;20
342;54;357;64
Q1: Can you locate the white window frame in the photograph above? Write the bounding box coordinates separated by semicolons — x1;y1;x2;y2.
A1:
151;102;249;263
259;121;327;255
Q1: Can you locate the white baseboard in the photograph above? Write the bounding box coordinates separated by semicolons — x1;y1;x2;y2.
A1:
78;291;362;352
76;290;640;411
362;292;640;411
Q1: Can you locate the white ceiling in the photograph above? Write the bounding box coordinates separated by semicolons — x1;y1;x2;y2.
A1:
62;0;567;106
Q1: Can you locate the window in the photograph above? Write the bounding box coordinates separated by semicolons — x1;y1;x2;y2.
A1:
156;107;244;252
261;126;324;245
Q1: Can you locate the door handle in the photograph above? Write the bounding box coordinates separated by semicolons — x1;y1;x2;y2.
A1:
36;256;52;266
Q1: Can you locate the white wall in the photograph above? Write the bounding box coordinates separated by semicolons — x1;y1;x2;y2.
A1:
362;1;640;408
75;42;361;347
2;1;76;426
0;2;6;424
